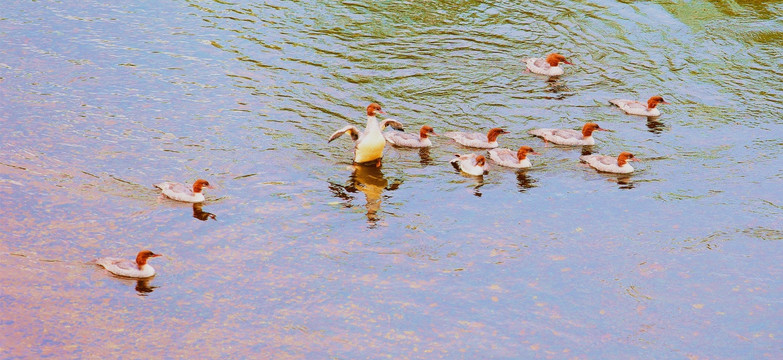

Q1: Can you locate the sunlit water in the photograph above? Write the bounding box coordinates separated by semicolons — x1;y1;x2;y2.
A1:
2;0;782;358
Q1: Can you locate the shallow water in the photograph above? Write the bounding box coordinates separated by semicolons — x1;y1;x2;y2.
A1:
1;0;782;358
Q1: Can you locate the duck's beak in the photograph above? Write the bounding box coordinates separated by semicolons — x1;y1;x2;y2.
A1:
530;151;541;155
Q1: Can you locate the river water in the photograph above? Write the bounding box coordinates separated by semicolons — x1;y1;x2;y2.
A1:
1;0;782;358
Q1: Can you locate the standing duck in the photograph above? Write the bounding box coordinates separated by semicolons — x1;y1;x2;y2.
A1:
155;179;214;203
385;125;437;148
489;146;540;168
523;53;573;76
96;250;162;278
450;153;489;176
610;96;670;117
444;127;509;149
328;103;404;166
580;152;638;174
528;123;610;146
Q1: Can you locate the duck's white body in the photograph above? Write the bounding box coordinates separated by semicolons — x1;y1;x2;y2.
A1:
97;258;156;278
529;123;608;146
155;182;206;203
524;57;565;76
444;132;496;148
528;128;594;146
610;96;669;117
385;132;432;148
328;104;404;165
444;128;508;149
354;115;387;163
580;154;635;174
450;154;488;176
489;148;532;168
609;99;660;117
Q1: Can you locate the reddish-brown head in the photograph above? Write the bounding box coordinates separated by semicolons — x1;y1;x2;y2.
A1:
136;250;161;269
366;103;385;116
547;53;572;66
516;146;540;160
582;123;609;137
617;152;638;166
475;155;486;167
193;179;213;193
487;128;510;142
647;96;670;109
419;125;437;139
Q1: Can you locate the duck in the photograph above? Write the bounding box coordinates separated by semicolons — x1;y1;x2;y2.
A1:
450;153;489;176
528;122;610;146
96;250;162;278
385;125;437;148
328;103;404;166
155;179;213;203
580;151;638;174
523;53;573;76
489;146;540;168
443;127;509;148
609;96;670;117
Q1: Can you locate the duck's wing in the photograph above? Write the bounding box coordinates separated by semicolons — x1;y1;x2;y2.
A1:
444;132;484;142
379;119;404;131
328;125;361;142
581;154;614;166
155;182;193;196
489;148;516;164
609;99;644;109
550;128;582;140
384;132;419;147
97;257;136;271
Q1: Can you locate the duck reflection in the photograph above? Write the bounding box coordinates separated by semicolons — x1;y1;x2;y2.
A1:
328;164;401;224
192;203;217;221
135;278;157;295
545;77;571;95
580;147;594;157
615;174;635;190
418;147;434;166
472;178;485;197
516;170;538;192
646;117;666;134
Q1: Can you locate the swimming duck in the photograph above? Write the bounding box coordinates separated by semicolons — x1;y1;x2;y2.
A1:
610;96;670;117
385;125;437;148
489;146;540;168
580;151;638;174
444;127;509;149
450;153;489;176
328;103;404;166
96;250;162;278
528;122;610;146
155;179;213;203
523;53;573;76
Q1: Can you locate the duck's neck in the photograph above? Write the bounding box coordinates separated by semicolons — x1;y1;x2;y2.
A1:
365;115;380;134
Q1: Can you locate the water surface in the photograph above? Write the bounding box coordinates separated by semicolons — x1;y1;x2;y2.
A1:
1;0;782;358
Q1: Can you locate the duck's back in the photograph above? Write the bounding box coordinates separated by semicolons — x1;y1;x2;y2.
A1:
385;132;430;148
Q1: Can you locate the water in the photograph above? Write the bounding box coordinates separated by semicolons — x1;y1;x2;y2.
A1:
1;0;782;358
